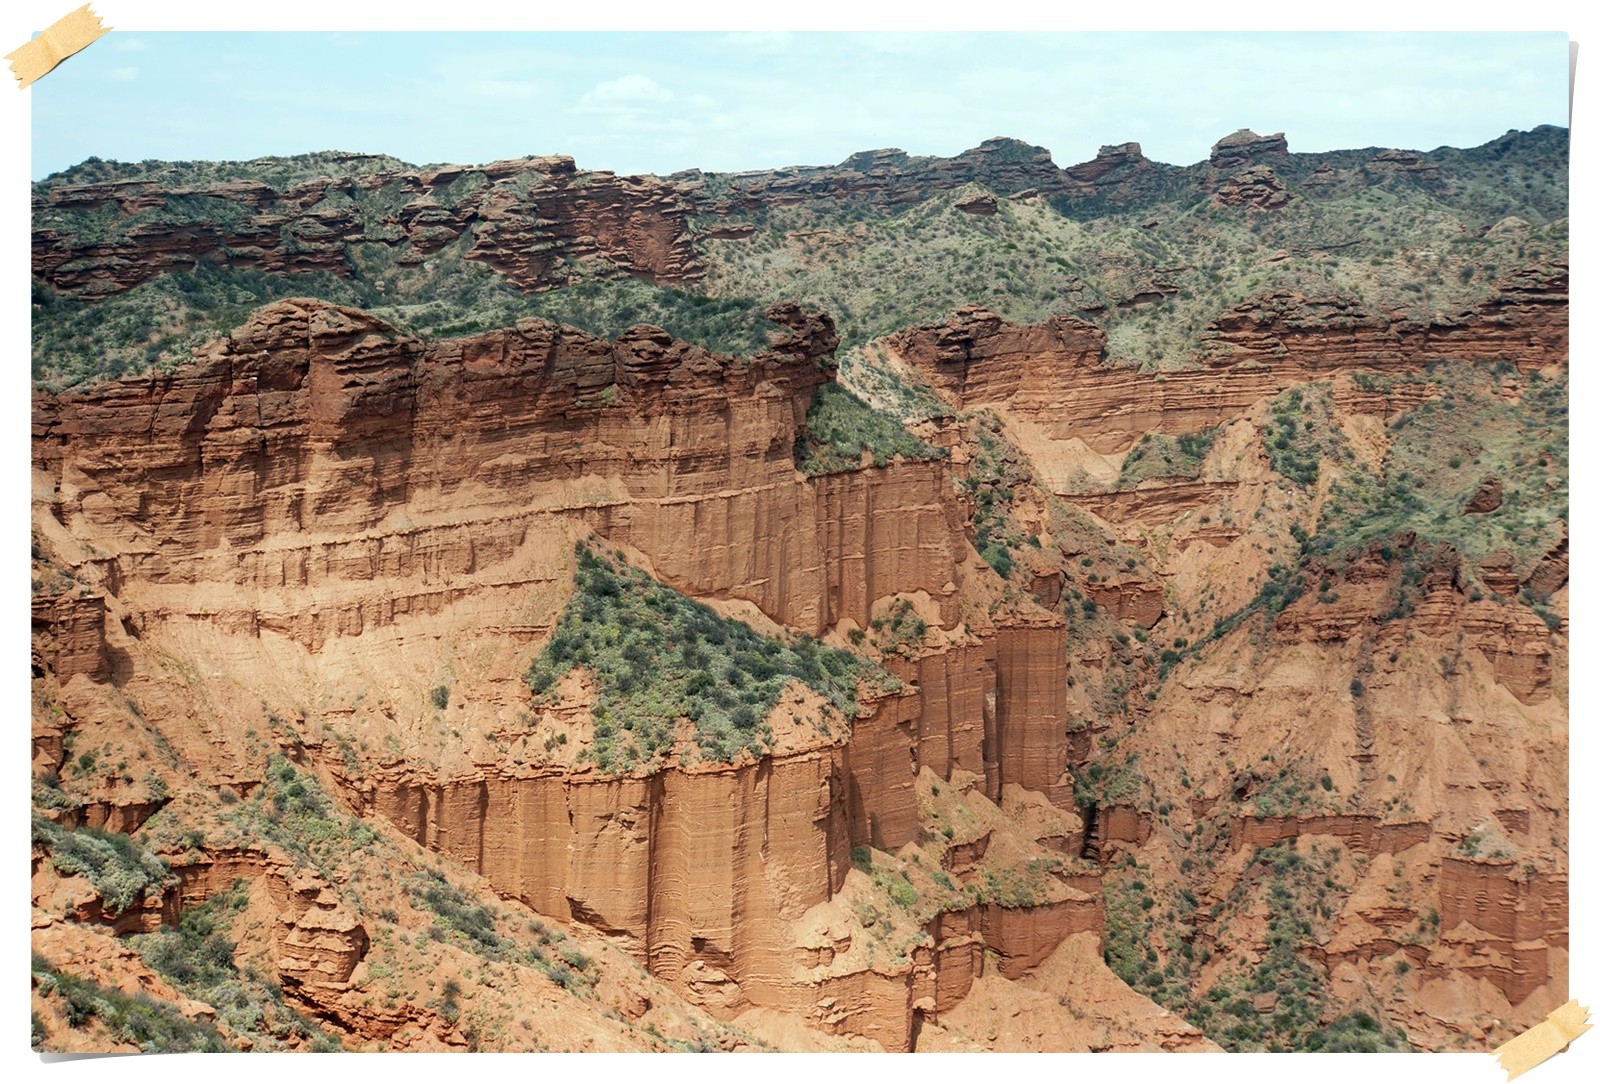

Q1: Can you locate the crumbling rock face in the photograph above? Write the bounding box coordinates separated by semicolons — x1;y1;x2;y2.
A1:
354;728;1102;1052
168;848;369;992
1465;475;1504;514
1365;149;1444;188
277;869;370;989
1230;814;1432;856
1203;266;1568;372
34;156;702;298
31;591;109;684
1436;856;1569;1003
1077;480;1242;527
1212;165;1292;210
703;138;1066;214
1208;129;1290;173
993;625;1074;805
885;271;1565;465
1526;530;1569;598
1273;536;1555;704
33;296;960;640
361;748;850;975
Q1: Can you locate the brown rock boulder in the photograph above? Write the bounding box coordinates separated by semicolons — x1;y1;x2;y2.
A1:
1212;165;1292;210
1064;142;1147;184
1208;129;1289;171
1465;476;1503;514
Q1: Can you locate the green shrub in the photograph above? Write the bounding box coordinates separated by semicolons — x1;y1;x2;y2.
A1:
1118;427;1219;488
1263;388;1321;487
31;955;228;1053
130;880;337;1050
980;542;1013;579
525;543;884;772
224;755;376;871
31;815;173;915
410;869;514;961
796;383;946;475
409;869;594;992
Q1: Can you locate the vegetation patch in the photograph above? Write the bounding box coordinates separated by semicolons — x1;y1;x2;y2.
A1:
1185;845;1409;1051
407;869;592;992
526;543;886;773
32;954;228;1053
864;597;930;659
1117;427;1219;489
32;265;364;389
130;880;340;1050
222;755;377;875
959;412;1033;580
975;858;1062;908
1311;365;1567;564
796;383;946;475
32;254;781;390
1072;755;1145;809
31;814;174;915
1103;846;1409;1052
1249;764;1327;818
1262;387;1323;488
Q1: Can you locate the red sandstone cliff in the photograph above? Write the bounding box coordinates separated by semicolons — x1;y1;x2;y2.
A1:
884;269;1566;465
32;298;1159;1050
29;196;1567;1050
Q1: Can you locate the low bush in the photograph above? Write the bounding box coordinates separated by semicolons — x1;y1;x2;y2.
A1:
796;383;946;475
130;880;337;1050
525;543;884;772
32;955;227;1053
31;814;173;915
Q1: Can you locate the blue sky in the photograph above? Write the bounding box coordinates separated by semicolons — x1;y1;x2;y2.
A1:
31;31;1569;179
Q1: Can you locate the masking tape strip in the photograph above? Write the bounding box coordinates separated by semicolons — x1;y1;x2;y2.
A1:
6;5;109;89
1494;1000;1591;1080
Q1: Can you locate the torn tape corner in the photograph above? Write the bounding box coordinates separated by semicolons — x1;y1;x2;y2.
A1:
5;4;110;90
1494;999;1592;1080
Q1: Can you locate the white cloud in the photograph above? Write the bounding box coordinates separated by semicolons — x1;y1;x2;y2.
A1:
114;38;148;52
579;74;672;108
105;67;140;82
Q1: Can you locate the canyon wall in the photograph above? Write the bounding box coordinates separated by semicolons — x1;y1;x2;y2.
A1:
886;270;1567;460
33;298;1105;1048
35;155;701;297
34;297;964;640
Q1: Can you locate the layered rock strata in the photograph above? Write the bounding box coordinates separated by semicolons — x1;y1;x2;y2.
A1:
33;299;1106;1048
34;155;701;297
885;269;1567;463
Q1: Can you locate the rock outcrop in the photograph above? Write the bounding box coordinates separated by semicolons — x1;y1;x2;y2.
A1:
883;269;1566;465
701;138;1066;214
1465;475;1504;514
1208;129;1289;173
1211;165;1292;210
34;156;701;298
32;299;1117;1049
